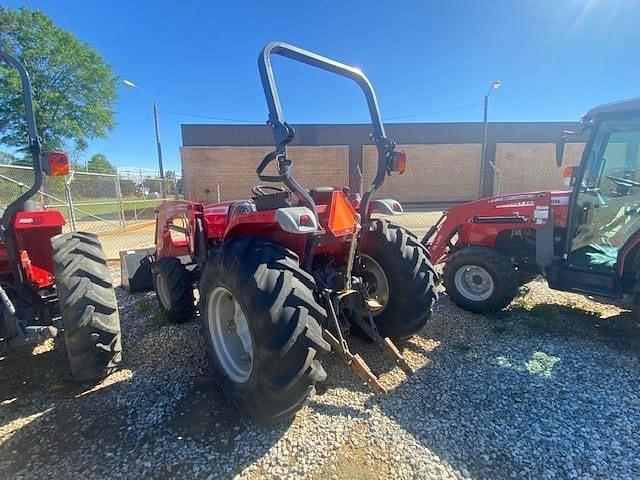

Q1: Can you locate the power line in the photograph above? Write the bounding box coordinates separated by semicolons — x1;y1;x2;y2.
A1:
98;113;154;154
384;103;483;121
163;102;484;125
162;110;264;124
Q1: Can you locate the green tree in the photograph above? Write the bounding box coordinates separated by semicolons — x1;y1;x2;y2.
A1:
0;7;117;152
87;153;116;174
0;150;19;165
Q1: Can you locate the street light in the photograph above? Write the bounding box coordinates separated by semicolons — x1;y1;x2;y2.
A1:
480;80;501;197
122;79;164;179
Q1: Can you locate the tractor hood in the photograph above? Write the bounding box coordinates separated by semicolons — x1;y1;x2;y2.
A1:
426;190;572;266
447;190;571;225
482;190;570;210
445;189;571;229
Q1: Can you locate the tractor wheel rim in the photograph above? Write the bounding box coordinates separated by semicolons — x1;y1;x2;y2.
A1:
208;286;254;383
156;274;171;310
360;254;390;316
454;265;494;301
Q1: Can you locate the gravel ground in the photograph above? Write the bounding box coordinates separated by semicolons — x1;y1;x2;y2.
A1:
1;272;640;479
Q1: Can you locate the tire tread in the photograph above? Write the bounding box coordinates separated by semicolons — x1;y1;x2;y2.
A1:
51;232;122;382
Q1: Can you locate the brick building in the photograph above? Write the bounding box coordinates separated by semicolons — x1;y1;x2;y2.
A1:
180;122;587;205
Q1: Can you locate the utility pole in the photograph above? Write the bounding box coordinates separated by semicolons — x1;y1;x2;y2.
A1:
153;99;164;179
123;80;165;179
480;81;501;197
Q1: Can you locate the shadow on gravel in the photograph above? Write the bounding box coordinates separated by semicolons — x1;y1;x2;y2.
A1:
501;303;640;350
0;341;130;476
0;284;288;478
371;297;640;479
167;375;289;450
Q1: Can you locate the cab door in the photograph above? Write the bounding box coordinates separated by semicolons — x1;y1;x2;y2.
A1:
568;115;640;277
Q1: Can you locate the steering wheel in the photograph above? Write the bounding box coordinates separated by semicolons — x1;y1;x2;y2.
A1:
606;175;640;188
251;185;287;197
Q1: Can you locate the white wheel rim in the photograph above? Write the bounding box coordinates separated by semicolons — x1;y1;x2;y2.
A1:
156;274;171;309
453;265;495;301
207;286;254;383
360;254;390;316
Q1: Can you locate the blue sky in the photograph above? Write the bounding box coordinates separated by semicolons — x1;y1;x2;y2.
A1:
6;0;640;172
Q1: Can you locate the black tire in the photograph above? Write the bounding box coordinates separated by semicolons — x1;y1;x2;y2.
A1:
360;219;438;340
443;246;518;313
51;232;122;382
200;237;330;422
153;257;195;323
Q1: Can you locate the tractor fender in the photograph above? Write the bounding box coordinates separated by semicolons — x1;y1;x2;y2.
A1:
223;212;308;260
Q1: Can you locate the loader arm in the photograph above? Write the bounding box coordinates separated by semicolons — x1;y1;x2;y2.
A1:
422;212;458;265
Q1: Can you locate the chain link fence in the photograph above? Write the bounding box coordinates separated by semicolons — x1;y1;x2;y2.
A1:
0;164;181;260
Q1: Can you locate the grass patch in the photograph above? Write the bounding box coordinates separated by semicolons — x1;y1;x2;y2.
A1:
511;284;536;311
51;198;165;222
136;297;151;314
154;309;170;327
495;351;561;379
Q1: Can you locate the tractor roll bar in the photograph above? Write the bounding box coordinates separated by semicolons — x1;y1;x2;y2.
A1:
0;51;44;289
0;51;44;227
257;42;397;219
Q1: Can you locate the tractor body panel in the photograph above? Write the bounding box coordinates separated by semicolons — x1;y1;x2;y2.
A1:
155;189;357;264
0;210;65;289
427;190;570;265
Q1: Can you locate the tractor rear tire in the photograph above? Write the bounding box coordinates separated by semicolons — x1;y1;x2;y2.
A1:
52;232;122;382
200;237;330;422
443;246;518;313
153;257;195;323
360;219;438;340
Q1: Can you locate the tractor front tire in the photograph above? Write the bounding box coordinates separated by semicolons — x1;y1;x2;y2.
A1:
153;257;195;323
443;246;518;313
360;219;438;340
52;232;122;382
200;237;330;422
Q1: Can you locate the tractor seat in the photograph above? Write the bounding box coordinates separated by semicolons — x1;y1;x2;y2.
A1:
309;187;335;205
228;200;256;221
252;190;293;211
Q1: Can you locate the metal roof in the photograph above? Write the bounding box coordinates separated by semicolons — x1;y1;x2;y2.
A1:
181;121;584;147
585;98;640;119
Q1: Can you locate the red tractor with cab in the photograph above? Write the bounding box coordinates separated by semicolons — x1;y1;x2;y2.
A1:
0;51;121;381
424;97;640;314
153;42;437;422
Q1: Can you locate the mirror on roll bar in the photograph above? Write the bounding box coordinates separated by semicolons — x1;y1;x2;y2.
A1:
555;130;574;168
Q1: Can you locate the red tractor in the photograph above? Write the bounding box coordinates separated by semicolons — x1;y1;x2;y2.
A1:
153;43;437;421
0;51;121;381
424;97;640;314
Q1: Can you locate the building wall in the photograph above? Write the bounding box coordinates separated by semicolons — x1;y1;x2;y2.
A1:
182;142;584;203
180;122;587;204
494;143;585;194
362;144;481;202
181;145;349;202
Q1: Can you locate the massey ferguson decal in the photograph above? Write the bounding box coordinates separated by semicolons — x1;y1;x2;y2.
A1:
489;193;538;203
495;201;535;209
